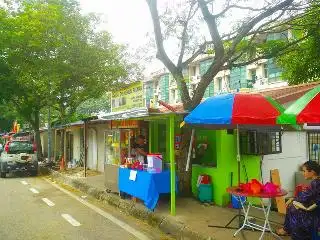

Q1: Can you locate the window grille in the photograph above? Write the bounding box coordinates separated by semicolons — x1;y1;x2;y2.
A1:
240;129;282;155
307;132;320;163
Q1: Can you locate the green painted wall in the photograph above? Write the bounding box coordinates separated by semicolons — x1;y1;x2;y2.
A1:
192;130;261;206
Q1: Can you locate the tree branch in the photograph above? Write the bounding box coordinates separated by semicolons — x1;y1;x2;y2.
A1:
146;0;177;74
197;0;224;59
214;4;267;18
227;0;295;57
227;35;309;69
177;2;198;66
146;0;192;107
182;41;213;67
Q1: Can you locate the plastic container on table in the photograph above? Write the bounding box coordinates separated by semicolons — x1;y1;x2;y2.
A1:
147;153;163;172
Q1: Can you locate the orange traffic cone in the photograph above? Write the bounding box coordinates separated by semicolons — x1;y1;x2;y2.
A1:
60;156;65;170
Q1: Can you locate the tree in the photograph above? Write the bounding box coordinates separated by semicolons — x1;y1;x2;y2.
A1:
0;0;129;160
277;1;320;84
145;0;312;195
76;93;111;116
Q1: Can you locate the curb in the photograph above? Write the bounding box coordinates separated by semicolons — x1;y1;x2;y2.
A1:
40;167;213;240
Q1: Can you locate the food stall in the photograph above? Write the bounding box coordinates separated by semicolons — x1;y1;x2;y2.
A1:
101;82;182;215
104;119;148;193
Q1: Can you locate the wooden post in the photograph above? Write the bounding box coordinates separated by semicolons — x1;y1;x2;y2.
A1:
63;129;67;168
271;169;286;214
169;114;176;216
53;129;57;162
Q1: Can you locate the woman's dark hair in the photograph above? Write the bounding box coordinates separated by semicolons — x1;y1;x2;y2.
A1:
303;161;320;175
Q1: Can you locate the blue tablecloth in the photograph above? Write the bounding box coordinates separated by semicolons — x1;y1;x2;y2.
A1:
118;168;174;210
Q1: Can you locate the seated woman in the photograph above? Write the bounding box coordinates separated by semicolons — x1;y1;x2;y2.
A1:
277;161;320;240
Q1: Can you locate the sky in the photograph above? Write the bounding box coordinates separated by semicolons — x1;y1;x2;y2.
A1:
78;0;266;74
79;0;161;74
79;0;153;49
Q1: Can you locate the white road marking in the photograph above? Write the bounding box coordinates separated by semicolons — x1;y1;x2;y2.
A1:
61;214;81;227
29;188;39;194
21;180;28;185
42;198;55;207
43;178;150;240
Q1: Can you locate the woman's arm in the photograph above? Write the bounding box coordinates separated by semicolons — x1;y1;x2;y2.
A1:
295;179;320;204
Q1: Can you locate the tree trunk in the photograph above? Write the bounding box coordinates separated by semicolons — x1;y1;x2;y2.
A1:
176;127;193;196
33;110;43;161
59;106;66;162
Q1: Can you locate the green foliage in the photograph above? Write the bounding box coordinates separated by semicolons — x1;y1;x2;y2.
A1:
277;2;320;85
76;94;111;116
0;0;129;128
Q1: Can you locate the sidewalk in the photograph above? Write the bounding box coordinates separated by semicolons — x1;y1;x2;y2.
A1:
44;167;290;240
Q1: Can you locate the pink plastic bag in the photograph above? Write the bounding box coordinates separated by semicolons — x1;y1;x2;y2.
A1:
263;182;279;194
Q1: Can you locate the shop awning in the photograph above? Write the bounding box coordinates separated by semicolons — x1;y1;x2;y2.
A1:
99;108;150;120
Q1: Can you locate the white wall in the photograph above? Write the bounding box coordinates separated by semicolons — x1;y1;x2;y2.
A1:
96;125;107;172
40;132;48;157
72;128;81;163
262;131;307;197
88;123;110;172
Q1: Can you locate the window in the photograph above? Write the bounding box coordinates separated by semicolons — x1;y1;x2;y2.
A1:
217;77;222;91
250;69;256;81
8;141;34;154
230;66;247;90
240;129;282;155
192;129;217;167
308;132;320;163
267;58;282;83
171;89;176;103
226;75;230;89
192;66;196;76
263;64;268;78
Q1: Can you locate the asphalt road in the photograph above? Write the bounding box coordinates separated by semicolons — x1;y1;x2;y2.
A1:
0;175;170;240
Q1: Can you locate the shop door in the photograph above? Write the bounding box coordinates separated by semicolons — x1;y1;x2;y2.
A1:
104;130;120;193
66;132;73;163
88;129;98;170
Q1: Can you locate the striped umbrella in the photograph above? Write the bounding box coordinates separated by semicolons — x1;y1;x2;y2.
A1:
277;85;320;125
185;93;284;126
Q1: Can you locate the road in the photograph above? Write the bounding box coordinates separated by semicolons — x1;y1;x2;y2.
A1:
0;175;170;240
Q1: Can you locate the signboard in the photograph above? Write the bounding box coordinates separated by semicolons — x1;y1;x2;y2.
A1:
111;82;144;112
111;120;140;129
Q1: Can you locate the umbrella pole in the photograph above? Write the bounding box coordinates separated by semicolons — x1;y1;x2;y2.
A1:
185;129;195;172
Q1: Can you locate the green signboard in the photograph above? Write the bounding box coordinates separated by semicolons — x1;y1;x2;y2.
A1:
111;82;144;112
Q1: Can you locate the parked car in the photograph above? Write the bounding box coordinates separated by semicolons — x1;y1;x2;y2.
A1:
0;140;38;178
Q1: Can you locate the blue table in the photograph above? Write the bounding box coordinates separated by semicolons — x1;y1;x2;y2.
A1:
118;168;174;210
